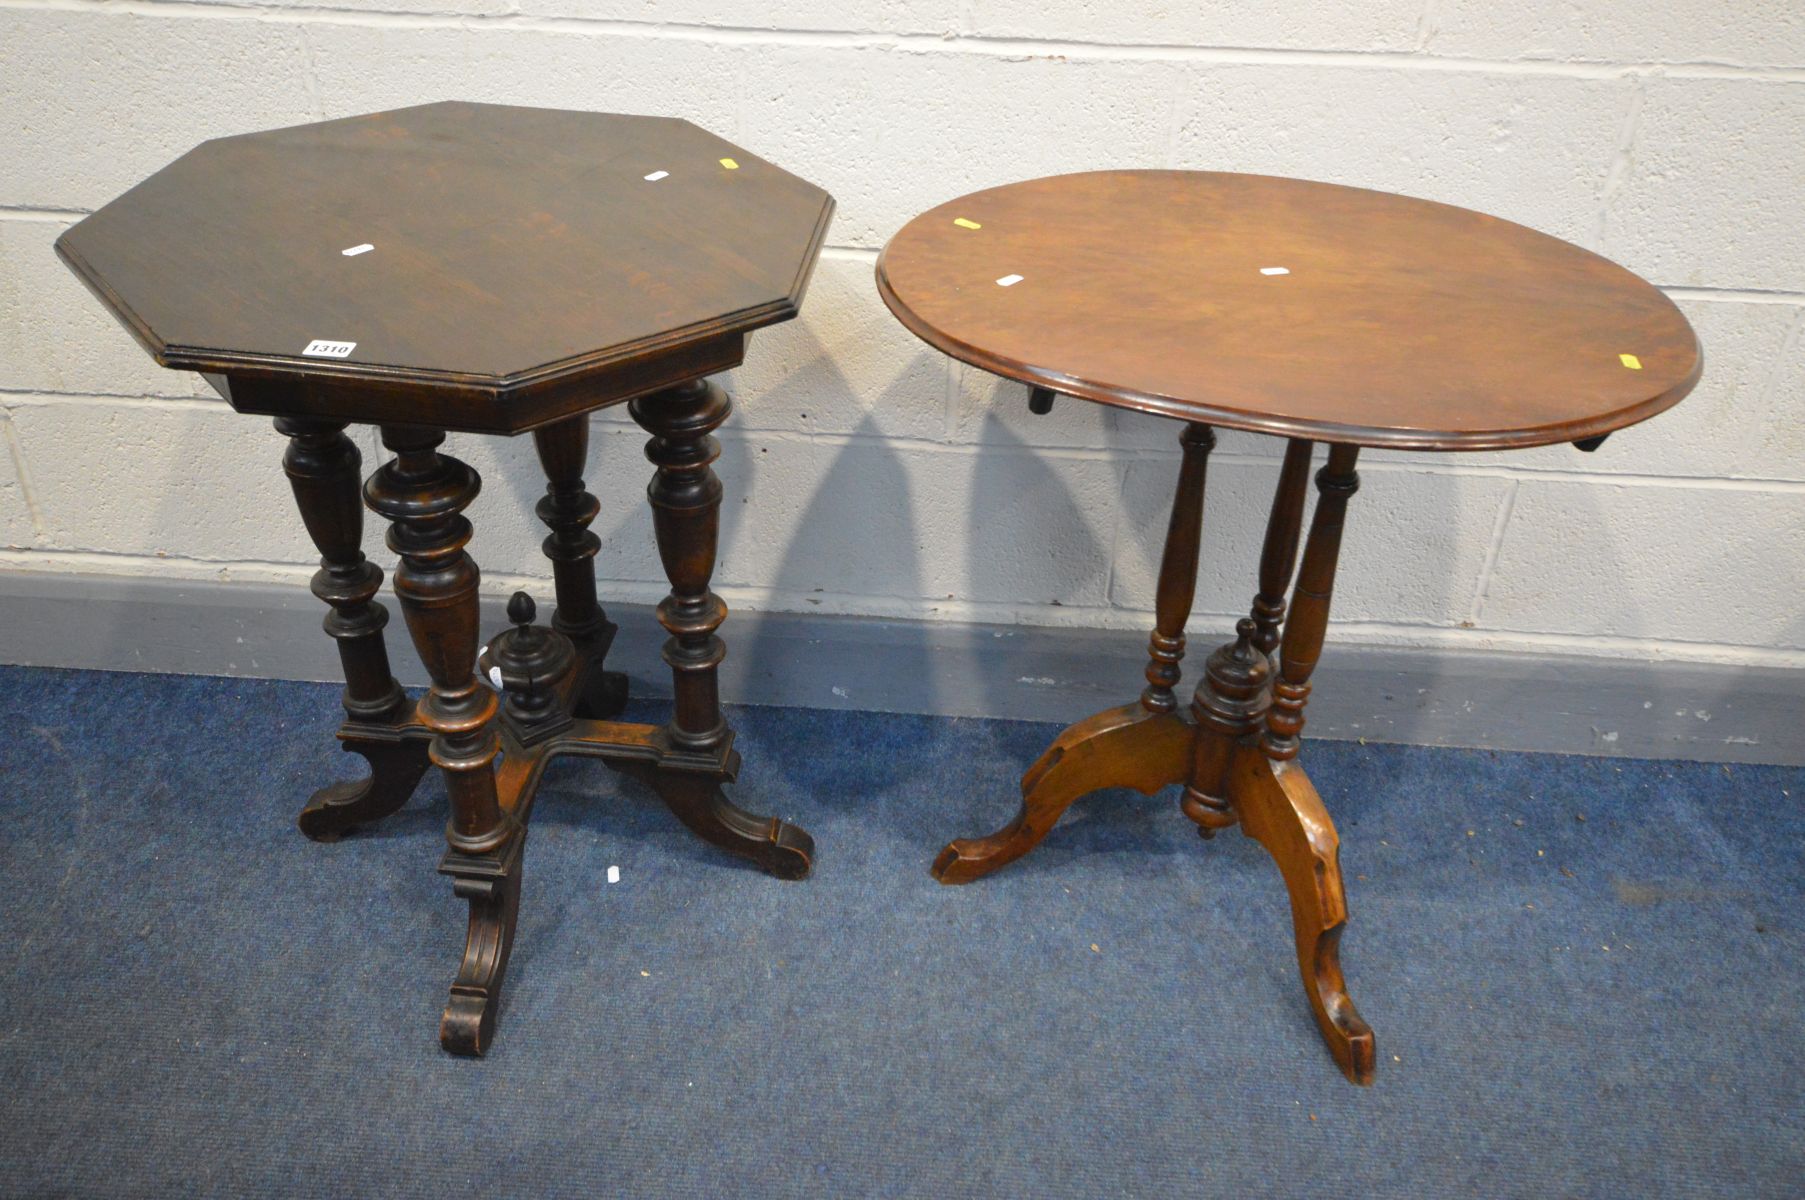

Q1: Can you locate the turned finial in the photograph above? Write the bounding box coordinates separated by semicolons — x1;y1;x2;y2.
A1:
1200;618;1272;710
1231;617;1257;658
484;591;575;742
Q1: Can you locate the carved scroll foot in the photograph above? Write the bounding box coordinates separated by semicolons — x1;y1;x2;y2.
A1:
1230;743;1376;1084
933;704;1194;884
614;762;813;881
297;736;430;842
439;833;525;1057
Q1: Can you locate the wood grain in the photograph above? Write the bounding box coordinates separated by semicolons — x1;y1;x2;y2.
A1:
55;102;834;432
878;170;1700;450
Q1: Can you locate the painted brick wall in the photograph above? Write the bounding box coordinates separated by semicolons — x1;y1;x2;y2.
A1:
2;1;1801;671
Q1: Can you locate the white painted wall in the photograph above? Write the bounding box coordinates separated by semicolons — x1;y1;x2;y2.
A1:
2;1;1802;671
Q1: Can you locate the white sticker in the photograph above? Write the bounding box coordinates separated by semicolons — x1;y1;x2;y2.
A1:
996;274;1024;287
341;243;374;257
302;339;355;358
1260;266;1290;276
488;665;503;689
607;865;621;884
644;170;669;181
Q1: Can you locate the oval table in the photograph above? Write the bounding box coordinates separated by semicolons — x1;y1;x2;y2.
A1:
876;170;1701;1084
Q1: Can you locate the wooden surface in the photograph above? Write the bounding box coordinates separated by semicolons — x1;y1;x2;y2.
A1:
56;102;833;432
282;377;812;1055
877;170;1700;450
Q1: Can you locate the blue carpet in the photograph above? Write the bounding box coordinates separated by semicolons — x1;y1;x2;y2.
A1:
0;664;1799;1198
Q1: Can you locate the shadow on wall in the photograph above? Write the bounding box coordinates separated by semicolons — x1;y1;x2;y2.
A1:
964;407;1107;719
728;414;940;809
75;409;344;681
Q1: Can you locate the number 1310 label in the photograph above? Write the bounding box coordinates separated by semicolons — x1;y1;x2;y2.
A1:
302;339;356;358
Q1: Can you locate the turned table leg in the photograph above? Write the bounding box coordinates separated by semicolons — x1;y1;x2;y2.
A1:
1181;438;1313;834
532;414;628;718
1248;438;1316;657
365;426;520;1056
276;417;426;841
1141;424;1216;714
1263;445;1358;761
1233;443;1375;1083
932;423;1214;883
623;379;813;880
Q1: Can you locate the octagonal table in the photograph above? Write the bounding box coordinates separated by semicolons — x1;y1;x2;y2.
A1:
57;102;834;1054
877;170;1701;1084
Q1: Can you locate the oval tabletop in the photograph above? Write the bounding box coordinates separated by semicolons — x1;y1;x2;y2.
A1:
876;171;1700;451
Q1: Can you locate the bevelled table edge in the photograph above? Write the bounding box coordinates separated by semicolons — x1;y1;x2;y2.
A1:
872;171;1703;452
876;250;1702;452
54;233;168;369
54;192;834;433
210;331;747;435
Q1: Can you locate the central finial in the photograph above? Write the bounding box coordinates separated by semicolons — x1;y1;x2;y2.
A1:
484;589;574;742
1232;617;1258;660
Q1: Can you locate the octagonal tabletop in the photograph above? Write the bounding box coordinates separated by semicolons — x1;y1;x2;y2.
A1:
56;102;834;432
877;171;1700;451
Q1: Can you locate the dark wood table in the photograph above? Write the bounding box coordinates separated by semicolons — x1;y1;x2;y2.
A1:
57;102;834;1055
877;170;1701;1084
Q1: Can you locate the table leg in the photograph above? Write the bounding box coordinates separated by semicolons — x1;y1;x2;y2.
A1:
1248;438;1317;657
1181;437;1313;834
275;417;425;841
931;424;1375;1083
532;414;628;719
625;380;813;880
1141;424;1216;714
1234;444;1375;1083
932;423;1214;883
1262;445;1357;761
366;426;520;1056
